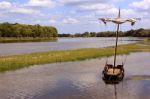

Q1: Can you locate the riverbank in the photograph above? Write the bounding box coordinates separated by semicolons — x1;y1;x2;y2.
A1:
0;37;57;43
0;39;149;72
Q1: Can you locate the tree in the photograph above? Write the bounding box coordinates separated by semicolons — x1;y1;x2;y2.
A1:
0;22;58;38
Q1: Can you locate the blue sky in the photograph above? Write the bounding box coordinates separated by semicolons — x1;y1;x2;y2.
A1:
0;0;149;34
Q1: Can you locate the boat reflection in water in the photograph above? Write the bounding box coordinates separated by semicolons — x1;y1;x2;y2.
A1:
102;70;124;99
102;75;122;99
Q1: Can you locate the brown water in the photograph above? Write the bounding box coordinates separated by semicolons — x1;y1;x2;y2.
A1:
0;52;149;99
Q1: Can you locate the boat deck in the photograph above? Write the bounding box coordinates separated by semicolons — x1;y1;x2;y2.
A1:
106;68;121;75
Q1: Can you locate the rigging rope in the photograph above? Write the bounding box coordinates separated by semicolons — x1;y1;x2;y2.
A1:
122;53;128;66
119;24;128;66
104;23;109;65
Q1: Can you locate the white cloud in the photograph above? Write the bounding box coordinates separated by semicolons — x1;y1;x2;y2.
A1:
80;3;112;11
130;0;150;11
77;3;118;18
26;0;55;8
9;7;40;15
79;3;116;14
129;0;150;24
120;9;139;18
59;0;86;6
58;0;108;6
0;1;41;15
57;0;121;6
62;17;79;24
0;1;11;9
0;0;149;33
49;19;56;24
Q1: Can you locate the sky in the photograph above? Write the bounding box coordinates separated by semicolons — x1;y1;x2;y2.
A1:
0;0;149;34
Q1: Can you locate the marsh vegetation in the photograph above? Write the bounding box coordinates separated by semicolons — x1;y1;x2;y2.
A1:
0;39;149;72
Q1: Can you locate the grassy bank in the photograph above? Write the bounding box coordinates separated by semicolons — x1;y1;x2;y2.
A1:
0;37;57;43
0;39;150;72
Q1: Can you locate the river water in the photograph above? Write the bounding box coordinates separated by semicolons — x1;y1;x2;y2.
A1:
0;52;149;99
0;37;142;56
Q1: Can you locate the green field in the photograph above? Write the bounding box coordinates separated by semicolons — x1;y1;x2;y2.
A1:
0;39;150;72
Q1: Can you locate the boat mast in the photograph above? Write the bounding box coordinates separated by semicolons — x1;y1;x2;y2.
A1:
114;8;120;67
99;8;140;68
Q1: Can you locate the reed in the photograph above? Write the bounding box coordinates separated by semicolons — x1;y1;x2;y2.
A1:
0;40;149;72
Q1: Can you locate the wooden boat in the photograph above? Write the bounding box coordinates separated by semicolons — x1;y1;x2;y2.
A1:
102;64;124;84
99;8;140;83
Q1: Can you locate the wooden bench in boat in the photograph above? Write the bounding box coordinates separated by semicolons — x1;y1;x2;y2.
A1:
106;68;121;75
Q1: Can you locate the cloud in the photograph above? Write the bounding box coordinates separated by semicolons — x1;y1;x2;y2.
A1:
26;0;55;8
58;0;107;6
59;0;119;18
58;0;85;6
0;0;149;33
0;1;11;9
9;7;40;15
49;19;56;24
79;3;115;13
0;1;41;15
129;0;150;23
62;17;79;24
130;0;150;11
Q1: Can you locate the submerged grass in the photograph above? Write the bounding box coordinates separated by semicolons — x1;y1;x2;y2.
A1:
0;39;150;72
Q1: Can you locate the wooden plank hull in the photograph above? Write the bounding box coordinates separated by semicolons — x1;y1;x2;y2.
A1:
102;64;124;84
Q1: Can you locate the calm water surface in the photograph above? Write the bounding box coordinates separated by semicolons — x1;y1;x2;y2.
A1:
0;37;142;56
0;52;149;99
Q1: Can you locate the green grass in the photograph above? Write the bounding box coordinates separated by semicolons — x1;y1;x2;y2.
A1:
0;37;57;43
0;39;150;72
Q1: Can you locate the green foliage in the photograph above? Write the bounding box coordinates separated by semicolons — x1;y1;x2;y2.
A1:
125;28;150;37
0;22;58;38
59;28;150;37
0;40;149;72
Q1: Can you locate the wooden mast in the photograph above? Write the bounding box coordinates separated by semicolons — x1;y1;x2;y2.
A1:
114;8;120;67
99;8;140;68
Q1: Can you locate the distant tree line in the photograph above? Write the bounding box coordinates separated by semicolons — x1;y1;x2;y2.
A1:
58;28;150;37
0;22;58;37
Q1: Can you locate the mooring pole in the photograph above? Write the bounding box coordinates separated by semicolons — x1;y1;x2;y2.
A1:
114;24;120;68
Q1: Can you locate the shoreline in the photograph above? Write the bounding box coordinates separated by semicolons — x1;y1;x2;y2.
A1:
0;37;57;43
0;39;149;72
0;37;146;43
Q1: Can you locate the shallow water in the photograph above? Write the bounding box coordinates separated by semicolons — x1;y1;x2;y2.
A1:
0;37;142;56
0;52;149;99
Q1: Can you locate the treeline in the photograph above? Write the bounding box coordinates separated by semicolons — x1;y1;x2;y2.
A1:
59;28;150;37
0;22;58;37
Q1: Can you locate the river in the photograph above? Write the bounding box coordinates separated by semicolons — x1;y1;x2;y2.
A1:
0;52;149;99
0;37;142;56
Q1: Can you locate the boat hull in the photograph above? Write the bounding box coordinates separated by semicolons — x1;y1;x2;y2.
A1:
102;64;124;84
